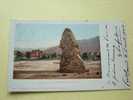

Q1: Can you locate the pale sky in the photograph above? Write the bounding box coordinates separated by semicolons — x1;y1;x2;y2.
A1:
14;22;99;49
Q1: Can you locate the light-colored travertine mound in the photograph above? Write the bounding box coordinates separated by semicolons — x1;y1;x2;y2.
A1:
59;28;85;73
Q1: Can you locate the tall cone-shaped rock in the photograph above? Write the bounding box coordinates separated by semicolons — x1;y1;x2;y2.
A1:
59;28;85;73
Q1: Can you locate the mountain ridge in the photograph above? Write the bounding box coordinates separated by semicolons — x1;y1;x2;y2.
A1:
45;36;100;55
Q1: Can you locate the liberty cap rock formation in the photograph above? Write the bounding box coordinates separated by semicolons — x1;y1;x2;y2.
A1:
59;28;85;73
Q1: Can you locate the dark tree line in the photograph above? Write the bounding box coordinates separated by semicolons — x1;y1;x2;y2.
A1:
15;50;100;61
81;52;100;61
14;50;60;61
40;53;60;60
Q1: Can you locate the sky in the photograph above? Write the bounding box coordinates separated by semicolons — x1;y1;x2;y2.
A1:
14;22;99;49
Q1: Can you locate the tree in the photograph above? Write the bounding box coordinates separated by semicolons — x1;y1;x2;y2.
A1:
82;52;88;60
14;51;24;61
25;52;31;59
93;52;97;60
51;53;57;59
40;55;47;60
91;52;97;61
88;52;91;60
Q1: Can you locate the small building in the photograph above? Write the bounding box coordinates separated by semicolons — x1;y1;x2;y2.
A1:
24;50;44;59
30;50;43;59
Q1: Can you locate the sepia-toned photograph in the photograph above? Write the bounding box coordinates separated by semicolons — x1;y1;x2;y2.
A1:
13;22;101;79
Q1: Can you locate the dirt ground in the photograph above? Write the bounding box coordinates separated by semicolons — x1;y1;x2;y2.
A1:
13;60;101;79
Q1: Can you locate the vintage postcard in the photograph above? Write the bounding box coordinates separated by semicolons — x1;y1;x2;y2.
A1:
8;21;130;92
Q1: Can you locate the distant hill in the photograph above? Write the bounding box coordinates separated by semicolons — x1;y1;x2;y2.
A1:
45;46;61;55
45;36;100;55
78;36;100;54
